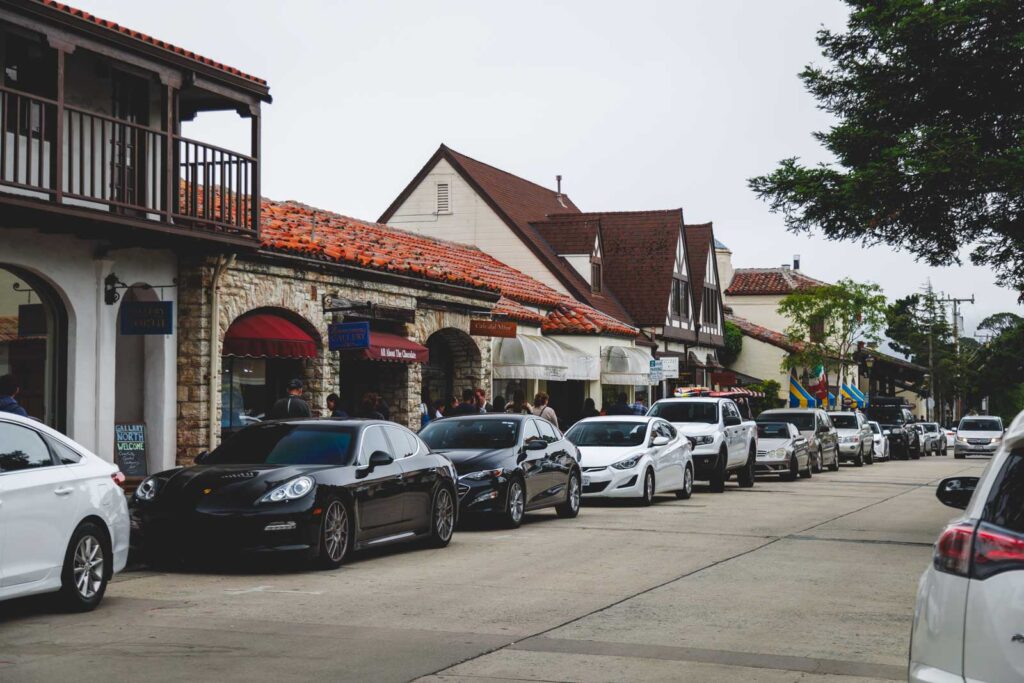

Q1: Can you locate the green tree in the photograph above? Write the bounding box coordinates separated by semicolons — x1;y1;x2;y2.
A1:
885;283;957;414
972;314;1024;421
719;320;743;366
749;0;1024;293
778;278;888;391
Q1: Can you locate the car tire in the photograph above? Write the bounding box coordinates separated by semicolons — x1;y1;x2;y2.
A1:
782;454;798;481
709;447;727;493
315;498;351;570
911;449;921;460
556;471;581;518
954;453;965;459
813;448;824;474
676;465;694;499
854;448;864;467
57;521;111;612
638;468;656;506
502;477;526;529
426;486;456;548
829;447;840;471
737;448;756;488
799;456;813;479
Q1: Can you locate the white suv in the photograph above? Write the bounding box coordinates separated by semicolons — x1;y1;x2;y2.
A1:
909;410;1024;682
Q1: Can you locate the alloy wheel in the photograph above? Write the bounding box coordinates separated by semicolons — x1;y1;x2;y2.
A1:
684;466;693;495
569;474;581;511
644;470;654;502
323;501;349;562
509;481;525;523
435;489;455;541
73;535;104;600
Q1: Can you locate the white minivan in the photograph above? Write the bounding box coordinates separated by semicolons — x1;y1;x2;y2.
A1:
909;410;1024;682
954;415;1004;458
0;413;129;610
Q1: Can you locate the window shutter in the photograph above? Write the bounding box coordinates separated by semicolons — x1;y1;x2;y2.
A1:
436;183;450;214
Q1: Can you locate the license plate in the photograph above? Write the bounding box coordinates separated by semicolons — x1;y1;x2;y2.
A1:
582;476;591;486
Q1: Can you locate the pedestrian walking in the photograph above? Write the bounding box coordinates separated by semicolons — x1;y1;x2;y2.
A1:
505;389;531;415
580;397;600;419
326;393;349;418
605;392;633;416
0;374;28;417
529;392;558;426
267;379;312;419
631;395;647;415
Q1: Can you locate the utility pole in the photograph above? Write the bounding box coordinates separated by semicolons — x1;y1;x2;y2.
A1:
937;293;975;423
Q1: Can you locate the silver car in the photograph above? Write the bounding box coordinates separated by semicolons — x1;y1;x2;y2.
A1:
756;408;839;473
953;416;1005;458
755;421;811;480
918;422;945;455
867;421;890;461
910;423;937;457
829;411;874;466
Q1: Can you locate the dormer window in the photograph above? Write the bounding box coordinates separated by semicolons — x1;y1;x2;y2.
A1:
591;260;602;293
436;182;451;214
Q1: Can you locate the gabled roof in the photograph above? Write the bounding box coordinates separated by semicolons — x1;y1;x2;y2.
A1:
684;223;715;315
261;197;636;337
725;268;827;296
533;217;601;255
533;210;685;326
31;1;269;93
727;314;804;354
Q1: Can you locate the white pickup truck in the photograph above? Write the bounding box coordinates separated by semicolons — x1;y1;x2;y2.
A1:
647;397;758;492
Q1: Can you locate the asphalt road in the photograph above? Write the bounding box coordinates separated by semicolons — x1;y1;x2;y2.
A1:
0;453;987;682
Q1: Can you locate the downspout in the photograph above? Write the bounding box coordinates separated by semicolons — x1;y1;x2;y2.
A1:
208;254;235;451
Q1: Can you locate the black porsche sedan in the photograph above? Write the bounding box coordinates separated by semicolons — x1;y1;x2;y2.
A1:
131;419;458;568
418;414;582;528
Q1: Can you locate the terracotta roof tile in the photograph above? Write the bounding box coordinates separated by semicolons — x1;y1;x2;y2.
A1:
727;314;805;354
37;1;268;87
259;197;635;337
725;268;827;296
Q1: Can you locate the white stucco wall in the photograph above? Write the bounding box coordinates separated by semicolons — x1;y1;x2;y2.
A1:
385;158;570;295
2;228;178;471
725;294;790;333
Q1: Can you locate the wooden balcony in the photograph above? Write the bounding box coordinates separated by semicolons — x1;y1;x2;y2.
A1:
0;84;259;242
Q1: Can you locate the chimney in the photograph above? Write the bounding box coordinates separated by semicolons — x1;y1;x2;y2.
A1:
793;254;801;270
781;263;791;271
556;175;562;195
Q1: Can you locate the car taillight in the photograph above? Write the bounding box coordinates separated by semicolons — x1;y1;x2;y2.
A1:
973;523;1024;580
934;522;974;577
111;471;126;489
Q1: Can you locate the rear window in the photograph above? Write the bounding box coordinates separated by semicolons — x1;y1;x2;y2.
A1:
960;418;1003;432
207;424;356;466
649;402;718;424
831;414;858;429
420;418;519;450
984;451;1024;534
759;412;814;431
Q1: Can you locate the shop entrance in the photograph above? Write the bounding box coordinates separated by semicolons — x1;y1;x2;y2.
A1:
0;265;67;429
545;380;586;428
421;328;482;409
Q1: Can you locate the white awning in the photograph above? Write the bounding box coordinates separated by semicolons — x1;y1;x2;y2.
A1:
493;335;568;381
601;346;654;385
551;340;600;381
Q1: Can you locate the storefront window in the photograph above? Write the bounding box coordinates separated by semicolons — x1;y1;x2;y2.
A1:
221;356;301;435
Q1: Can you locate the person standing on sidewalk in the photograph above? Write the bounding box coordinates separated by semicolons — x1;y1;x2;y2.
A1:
529;392;559;427
0;374;28;417
267;379;312;420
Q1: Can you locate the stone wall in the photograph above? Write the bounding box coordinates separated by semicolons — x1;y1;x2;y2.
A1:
176;254;493;465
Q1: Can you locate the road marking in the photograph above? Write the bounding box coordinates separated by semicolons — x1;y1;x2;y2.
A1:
223;585;323;595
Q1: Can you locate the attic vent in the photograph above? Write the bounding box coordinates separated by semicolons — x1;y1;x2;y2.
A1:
436;183;451;214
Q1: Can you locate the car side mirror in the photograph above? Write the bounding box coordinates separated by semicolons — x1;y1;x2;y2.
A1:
936;476;979;510
369;451;394;468
651;435;670;447
525;439;547;451
686;437;697;449
724;415;741;427
194;450;209;465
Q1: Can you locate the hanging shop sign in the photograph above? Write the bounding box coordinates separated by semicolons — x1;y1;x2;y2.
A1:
114;423;148;477
470;320;518;338
328;321;371;351
120;301;174;335
661;357;680;379
649;359;664;383
17;303;46;337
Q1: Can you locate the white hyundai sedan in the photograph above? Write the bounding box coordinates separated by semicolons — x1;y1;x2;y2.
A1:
0;413;130;611
909;409;1024;682
565;416;693;504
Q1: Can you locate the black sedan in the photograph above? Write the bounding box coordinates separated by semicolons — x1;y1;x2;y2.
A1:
418;414;582;528
131;420;458;568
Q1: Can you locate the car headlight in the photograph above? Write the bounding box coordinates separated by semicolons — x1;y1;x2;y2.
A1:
882;429;890;435
991;437;1002;445
257;476;314;504
690;435;715;446
769;448;787;458
611;454;644;470
135;477;159;501
460;469;504;481
956;436;968;444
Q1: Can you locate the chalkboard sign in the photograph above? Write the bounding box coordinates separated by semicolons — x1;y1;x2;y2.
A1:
114;423;148;477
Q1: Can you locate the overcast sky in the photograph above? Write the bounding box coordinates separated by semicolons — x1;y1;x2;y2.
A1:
77;0;1021;338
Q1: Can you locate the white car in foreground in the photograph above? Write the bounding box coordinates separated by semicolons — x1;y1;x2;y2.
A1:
565;416;693;504
910;409;1024;683
0;413;129;610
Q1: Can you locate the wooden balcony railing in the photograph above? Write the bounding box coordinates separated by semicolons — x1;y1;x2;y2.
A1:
0;84;257;238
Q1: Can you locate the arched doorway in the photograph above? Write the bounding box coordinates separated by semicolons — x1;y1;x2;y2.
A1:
421;328;482;408
0;265;68;430
221;308;319;437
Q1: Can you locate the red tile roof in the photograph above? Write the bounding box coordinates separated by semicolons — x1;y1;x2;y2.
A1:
35;1;268;87
259;197;635;337
724;268;827;296
726;314;805;354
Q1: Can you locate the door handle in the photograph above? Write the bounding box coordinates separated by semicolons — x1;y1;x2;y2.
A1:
54;486;74;496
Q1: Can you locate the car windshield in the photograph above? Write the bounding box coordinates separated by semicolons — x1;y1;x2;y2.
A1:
960;418;1002;432
566;421;647;447
870;407;904;423
206;424;356;466
757;422;790;439
869;422;881;434
831;414;858;429
420;418;519;449
760;412;815;431
649;402;718;424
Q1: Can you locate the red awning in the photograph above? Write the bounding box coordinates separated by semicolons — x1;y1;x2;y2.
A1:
223;313;318;359
361;331;428;363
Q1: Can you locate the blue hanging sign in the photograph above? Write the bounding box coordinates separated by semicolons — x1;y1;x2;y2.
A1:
120;301;174;335
328;321;370;351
